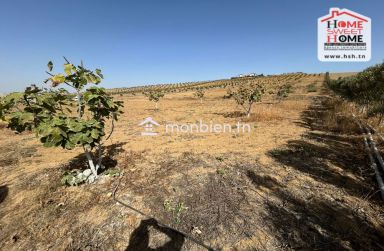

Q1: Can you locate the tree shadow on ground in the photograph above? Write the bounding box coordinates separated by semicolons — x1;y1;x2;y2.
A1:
126;218;185;251
247;170;384;250
261;95;384;249
0;185;8;204
61;142;126;172
270;96;380;201
268;139;372;199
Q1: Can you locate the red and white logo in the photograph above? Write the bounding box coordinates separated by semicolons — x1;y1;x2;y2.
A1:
318;8;371;62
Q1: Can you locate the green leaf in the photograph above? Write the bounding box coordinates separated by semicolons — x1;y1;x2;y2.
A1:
91;128;100;139
36;123;51;136
67;119;84;132
83;93;99;102
65;141;76;150
95;69;104;79
106;99;115;108
51;74;65;84
3;92;23;106
43;140;55;147
19;112;34;123
51;117;65;126
68;132;82;144
64;64;72;75
84;74;92;83
47;61;53;72
51;128;63;142
89;74;97;83
79;133;94;144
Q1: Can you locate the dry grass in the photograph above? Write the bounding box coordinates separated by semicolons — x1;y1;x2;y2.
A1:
277;99;308;111
0;122;8;130
246;100;309;122
246;105;284;122
320;98;360;134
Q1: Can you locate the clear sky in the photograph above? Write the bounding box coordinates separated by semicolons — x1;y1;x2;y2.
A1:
0;0;383;93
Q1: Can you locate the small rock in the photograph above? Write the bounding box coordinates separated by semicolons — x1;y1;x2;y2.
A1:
192;226;202;235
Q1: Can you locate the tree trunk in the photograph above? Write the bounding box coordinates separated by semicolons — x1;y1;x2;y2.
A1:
97;144;103;170
247;105;252;118
85;150;98;178
155;102;158;109
200;98;203;104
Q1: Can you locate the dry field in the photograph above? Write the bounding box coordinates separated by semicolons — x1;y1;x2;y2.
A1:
1;74;384;250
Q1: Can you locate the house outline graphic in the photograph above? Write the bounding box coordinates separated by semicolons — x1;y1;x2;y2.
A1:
320;8;368;23
138;117;160;136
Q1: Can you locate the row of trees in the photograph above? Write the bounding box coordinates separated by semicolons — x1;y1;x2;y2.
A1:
108;73;310;95
145;80;293;117
139;72;312;111
143;89;206;109
327;63;384;123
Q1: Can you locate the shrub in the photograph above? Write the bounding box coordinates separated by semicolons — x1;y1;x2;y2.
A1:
328;64;384;116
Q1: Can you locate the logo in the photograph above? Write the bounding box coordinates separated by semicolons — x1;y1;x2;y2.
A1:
138;117;160;136
318;8;371;62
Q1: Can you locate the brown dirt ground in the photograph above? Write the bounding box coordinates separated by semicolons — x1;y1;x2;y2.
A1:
1;74;384;251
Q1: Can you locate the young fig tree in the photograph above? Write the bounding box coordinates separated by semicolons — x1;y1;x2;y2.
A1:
228;82;264;118
144;90;164;110
0;59;123;184
276;84;292;103
193;88;205;103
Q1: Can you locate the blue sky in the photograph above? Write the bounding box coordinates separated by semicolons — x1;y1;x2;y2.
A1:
0;0;383;93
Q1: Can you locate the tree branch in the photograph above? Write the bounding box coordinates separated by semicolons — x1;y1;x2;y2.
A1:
105;114;115;141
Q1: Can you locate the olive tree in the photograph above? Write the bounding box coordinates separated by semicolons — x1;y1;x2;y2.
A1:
228;82;264;118
144;90;164;110
0;59;123;184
